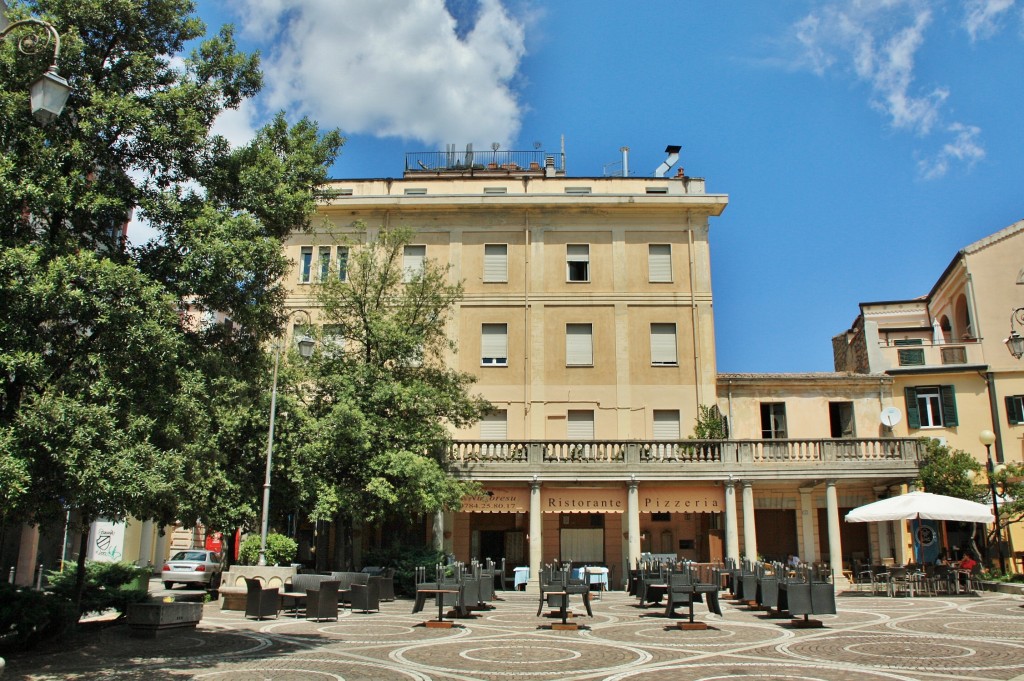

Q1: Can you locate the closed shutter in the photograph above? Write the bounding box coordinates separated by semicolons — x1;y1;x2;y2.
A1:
483;244;507;282
939;385;958;426
480;411;507;439
904;387;921;429
648;244;672;282
650;323;677;365
566;324;593;365
567;410;594;439
1006;396;1024;425
653;410;681;439
481;324;508;364
403;245;425;281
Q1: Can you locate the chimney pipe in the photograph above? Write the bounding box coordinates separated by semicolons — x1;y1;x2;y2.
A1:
654;144;682;178
620;146;629;177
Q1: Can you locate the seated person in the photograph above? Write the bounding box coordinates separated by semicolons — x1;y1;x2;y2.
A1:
957;553;978;587
786;554;801;569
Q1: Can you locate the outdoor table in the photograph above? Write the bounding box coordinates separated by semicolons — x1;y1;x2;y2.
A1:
417;588;460;627
665;583;722;624
513;566;530;590
537;588;593;628
279;591;306;618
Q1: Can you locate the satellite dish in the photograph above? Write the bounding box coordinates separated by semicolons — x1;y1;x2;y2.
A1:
880;407;902;428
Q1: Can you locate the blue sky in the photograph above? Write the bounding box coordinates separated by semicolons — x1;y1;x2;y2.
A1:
191;0;1024;374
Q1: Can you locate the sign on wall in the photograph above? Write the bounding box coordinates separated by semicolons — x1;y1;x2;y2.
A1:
87;519;126;563
543;487;627;513
639;486;724;513
460;487;528;513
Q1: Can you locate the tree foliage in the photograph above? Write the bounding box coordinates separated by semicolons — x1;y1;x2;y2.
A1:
690;404;728;440
0;0;343;599
302;227;489;523
915;439;984;502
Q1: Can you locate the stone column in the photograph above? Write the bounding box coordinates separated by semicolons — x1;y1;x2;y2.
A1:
799;488;817;562
724;480;739;563
627;479;641;568
741;481;757;562
528;479;542;593
825;480;849;588
137;520;155;569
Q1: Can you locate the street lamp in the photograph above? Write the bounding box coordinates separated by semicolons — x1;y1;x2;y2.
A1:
1006;307;1024;360
978;429;1007;574
0;15;71;124
257;310;316;567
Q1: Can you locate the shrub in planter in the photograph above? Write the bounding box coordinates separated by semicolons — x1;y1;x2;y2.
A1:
47;561;152;618
363;545;445;597
0;583;76;653
237;533;298;566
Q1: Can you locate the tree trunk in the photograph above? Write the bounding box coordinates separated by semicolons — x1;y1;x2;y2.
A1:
74;520;91;617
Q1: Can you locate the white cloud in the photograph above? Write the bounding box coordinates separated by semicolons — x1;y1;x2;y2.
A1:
234;0;527;148
787;0;985;179
917;123;985;179
210;98;260;149
963;0;1017;41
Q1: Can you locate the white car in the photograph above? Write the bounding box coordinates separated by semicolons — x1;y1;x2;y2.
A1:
161;550;223;590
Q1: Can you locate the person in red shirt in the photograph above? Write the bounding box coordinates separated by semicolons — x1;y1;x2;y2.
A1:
959;554;977;571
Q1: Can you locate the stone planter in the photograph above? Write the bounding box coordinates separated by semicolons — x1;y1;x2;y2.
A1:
127;602;203;638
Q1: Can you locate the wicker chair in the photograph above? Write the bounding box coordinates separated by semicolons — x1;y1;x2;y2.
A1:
244;578;279;620
350;575;381;613
306;580;340;622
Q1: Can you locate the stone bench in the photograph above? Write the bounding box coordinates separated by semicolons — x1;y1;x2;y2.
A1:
127;602;203;638
219;566;297;610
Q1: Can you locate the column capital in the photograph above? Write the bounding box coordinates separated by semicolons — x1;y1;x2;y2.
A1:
741;479;753;490
530;478;542;493
825;479;838;488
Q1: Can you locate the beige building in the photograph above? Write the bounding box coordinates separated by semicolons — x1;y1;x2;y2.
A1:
283;150;924;588
834;219;1024;568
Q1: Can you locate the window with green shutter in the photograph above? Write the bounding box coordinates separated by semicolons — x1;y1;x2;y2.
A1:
1006;395;1024;425
905;387;921;429
905;385;957;428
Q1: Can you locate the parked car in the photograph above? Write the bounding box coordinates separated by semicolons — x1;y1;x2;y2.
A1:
162;550;223;590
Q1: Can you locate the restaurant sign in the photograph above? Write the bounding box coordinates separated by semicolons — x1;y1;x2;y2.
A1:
460;487;528;513
543;487;627;513
640;486;723;513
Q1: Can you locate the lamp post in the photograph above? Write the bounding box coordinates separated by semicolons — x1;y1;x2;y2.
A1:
0;14;71;123
257;311;316;567
1006;307;1024;360
978;429;1006;574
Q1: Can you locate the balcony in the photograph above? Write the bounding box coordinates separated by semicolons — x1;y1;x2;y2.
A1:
445;438;925;482
879;341;985;371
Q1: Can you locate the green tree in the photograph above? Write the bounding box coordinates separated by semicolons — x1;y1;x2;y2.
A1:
0;0;342;607
915;439;984;502
303;227;489;528
690;404;728;439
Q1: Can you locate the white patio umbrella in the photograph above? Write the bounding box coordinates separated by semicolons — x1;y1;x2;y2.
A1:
845;491;994;524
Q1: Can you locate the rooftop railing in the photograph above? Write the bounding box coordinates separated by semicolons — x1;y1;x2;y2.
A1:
405;150;563;174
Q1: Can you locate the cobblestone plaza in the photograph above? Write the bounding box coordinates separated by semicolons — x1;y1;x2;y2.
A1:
6;590;1024;680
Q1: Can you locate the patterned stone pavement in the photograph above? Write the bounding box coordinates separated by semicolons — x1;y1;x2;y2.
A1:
6;589;1024;680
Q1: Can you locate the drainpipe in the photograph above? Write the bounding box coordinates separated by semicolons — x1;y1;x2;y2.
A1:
524;211;531;437
688;224;703;407
984;371;1005;463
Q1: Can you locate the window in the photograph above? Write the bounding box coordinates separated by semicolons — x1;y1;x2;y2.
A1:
940;346;966;364
653;410;681;439
564;186;592;194
318;246;331;282
645;186;669;194
567;410;595;439
895;338;924;366
566;323;593;366
760;403;787;439
403;245;425;282
829;402;855;438
905;386;958;428
337;246;349;282
299;246;313;283
480;410;508;439
566;244;590;282
1005;395;1024;425
483;244;508;283
648;244;672;282
404;187;427;195
650;323;678;366
483;186;507;194
481;324;508;366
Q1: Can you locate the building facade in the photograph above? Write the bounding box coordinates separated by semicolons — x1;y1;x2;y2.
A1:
283;151;924;588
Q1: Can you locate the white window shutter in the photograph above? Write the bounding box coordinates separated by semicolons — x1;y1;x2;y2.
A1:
653;410;681;439
566;324;593;365
648;244;672;282
483;244;508;282
481;324;508;364
480;411;508;439
651;323;677;365
403;245;425;281
567;410;595;439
